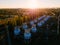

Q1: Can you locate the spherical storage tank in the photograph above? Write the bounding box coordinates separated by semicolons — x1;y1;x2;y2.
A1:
24;32;31;40
31;27;37;33
14;27;21;35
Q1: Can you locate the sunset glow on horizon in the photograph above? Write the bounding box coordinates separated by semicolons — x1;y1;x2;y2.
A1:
0;0;60;9
27;0;39;9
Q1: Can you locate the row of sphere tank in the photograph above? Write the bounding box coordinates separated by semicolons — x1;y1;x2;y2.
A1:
13;15;52;41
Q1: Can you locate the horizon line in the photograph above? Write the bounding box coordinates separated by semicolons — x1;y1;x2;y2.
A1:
0;7;60;9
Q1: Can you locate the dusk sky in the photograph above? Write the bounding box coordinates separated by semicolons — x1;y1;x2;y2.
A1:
0;0;60;8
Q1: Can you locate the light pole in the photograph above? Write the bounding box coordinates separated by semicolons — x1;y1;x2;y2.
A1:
57;14;60;35
46;24;49;40
6;25;11;45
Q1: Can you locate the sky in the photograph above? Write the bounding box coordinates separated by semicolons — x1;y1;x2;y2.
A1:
0;0;60;8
